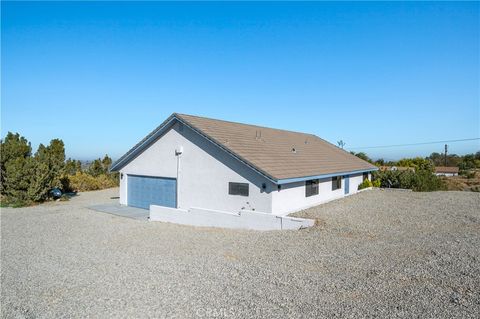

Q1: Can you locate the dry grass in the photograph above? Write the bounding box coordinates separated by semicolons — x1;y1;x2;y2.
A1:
442;171;480;192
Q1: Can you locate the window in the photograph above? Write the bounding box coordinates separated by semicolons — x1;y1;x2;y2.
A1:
332;176;342;190
229;182;249;196
305;179;319;197
363;172;369;181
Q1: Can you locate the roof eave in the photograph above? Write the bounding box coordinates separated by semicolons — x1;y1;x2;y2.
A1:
276;167;379;185
110;114;177;171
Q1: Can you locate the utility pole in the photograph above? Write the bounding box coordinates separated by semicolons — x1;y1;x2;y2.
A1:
444;144;448;167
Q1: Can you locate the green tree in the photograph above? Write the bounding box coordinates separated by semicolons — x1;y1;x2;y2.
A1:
3;157;34;201
372;169;445;192
65;158;82;175
88;158;104;177
47;139;66;175
76;160;82;172
0;132;32;194
397;157;434;173
412;170;446;192
0;133;120;203
101;155;112;172
88;155;113;176
27;139;66;201
458;154;478;171
427;152;461;167
351;152;373;163
427;152;442;166
35;139;66;187
27;159;52;202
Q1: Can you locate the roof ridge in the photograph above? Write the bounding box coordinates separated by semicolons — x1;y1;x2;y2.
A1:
176;113;356;152
176;112;369;168
175;113;316;137
112;112;378;179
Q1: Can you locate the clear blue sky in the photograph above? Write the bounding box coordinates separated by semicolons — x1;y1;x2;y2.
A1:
2;1;479;161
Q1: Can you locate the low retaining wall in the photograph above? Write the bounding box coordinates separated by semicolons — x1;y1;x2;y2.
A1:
149;205;314;231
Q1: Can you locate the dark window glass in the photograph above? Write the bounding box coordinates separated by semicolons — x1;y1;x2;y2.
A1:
305;179;319;197
363;172;369;181
229;182;249;196
332;176;342;190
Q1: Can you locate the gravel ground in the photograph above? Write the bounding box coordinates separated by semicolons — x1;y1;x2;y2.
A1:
1;188;479;318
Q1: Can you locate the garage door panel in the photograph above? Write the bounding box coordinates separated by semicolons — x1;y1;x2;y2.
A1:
127;175;176;209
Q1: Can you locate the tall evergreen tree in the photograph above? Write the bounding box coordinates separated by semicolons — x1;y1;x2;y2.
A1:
88;159;104;177
0;132;32;195
3;157;34;201
65;158;82;175
31;139;66;199
101;155;112;172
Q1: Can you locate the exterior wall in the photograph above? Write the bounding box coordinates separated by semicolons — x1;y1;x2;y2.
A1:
348;173;366;195
120;122;274;213
435;172;458;177
272;173;367;216
119;175;127;205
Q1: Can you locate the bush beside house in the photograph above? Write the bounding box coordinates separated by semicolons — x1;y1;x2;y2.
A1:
357;179;373;190
371;168;446;192
351;152;480;192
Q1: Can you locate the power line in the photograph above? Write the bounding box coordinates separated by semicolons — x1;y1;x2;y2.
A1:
348;138;480;150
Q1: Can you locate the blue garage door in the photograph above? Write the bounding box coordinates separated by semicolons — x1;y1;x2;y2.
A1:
127;175;176;209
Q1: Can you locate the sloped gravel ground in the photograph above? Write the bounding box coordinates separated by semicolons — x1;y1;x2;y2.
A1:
1;188;479;318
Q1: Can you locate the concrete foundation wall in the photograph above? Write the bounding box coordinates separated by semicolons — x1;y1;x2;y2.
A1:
150;205;314;231
120;122;274;213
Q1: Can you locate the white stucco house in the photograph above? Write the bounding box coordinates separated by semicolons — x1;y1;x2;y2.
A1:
111;113;377;218
434;166;459;177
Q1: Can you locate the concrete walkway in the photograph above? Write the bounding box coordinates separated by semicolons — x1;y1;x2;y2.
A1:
88;204;149;220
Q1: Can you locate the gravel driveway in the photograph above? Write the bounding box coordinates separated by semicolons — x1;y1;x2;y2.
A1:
1;188;479;318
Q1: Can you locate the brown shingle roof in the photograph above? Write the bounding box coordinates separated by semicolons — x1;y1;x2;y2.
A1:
379;166;415;172
175;113;376;181
435;166;459;174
